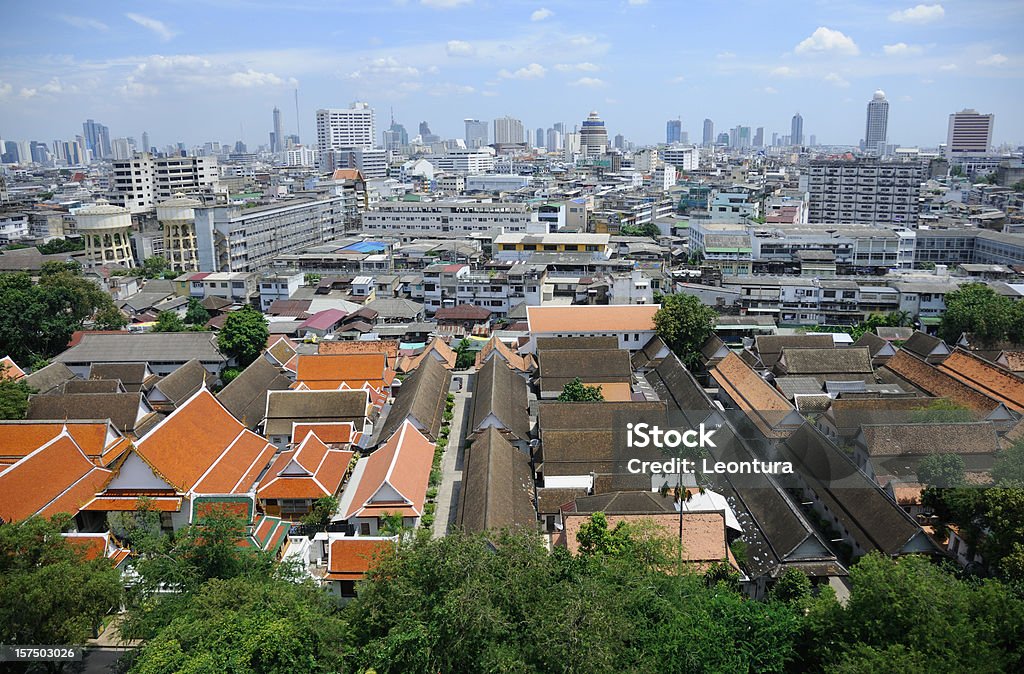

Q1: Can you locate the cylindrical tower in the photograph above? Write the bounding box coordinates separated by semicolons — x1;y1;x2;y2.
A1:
157;193;202;272
75;200;136;269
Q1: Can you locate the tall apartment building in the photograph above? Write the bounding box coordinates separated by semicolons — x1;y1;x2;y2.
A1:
580;111;608;157
702;118;714;146
464;119;488;148
82;119;111;160
805;159;921;226
791;113;803;147
493;116;524;145
361;201;538;236
323;147;387;179
108;153;220;213
193;196;344;272
666;119;682;144
864;90;889;154
316;103;376;171
946;109;994;156
661;145;699;172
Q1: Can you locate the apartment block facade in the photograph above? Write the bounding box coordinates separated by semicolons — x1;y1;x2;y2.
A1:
805;160;922;226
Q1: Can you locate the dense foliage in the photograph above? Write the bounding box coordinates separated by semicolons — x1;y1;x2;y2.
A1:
0;365;33;419
183;297;210;326
803;310;914;341
37;237;85;255
557;376;604;402
653;292;718;369
0;262;123;363
938;282;1024;346
216;305;269;366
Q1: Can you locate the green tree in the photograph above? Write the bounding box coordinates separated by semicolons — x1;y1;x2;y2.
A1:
139;256;171;279
217;305;269;367
768;568;813;604
557;376;604;402
0;516;124;652
301;496;339;532
0;366;33;419
939;283;1018;346
183;297;210;326
37;238;85;255
992;440;1024;485
94;304;128;330
910;399;974;423
917;453;966;488
152;311;186;333
453;338;475;369
653;292;717;369
575;512;633;556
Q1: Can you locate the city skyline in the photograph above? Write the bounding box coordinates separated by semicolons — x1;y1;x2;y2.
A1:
1;1;1022;148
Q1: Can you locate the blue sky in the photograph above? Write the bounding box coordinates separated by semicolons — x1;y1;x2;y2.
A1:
1;0;1021;149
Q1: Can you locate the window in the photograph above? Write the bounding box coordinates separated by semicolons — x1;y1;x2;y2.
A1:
340;580;357;598
359;522;370;535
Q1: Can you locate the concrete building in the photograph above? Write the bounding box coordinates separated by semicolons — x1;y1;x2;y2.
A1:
316;103;376;172
493;232;612;262
194;197;344;273
322;147;387;179
362;200;538;236
864;90;889;154
666;119;682;144
493;116;524;145
108;153;220;214
258;271;304;311
702;118;714;146
157;194;202;272
75;201;136;268
271;107;284;153
82;119;110;160
946;109;994;156
661;145;699;172
580;111;608;157
791;113;803;147
805;159;921;226
425;147;496;175
464;119;488;148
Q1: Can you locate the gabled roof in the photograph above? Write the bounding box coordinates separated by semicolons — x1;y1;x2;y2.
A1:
265;336;298;367
857;422;999;457
217;357;294;430
257;432;354;500
299;308;348;332
22;361;76;394
901;331;950;362
294;353;393;390
291;422;357;446
130;389;276;494
89;362;159;392
754;335;834;369
822;397;955;438
527;304;659;334
319;339;400;361
936;349;1024;412
709;353;799;439
149;359;210;409
474;335;535;372
26;391;158;438
881;350;999;413
264;389;370;438
0;431;113;523
326;537;393;581
775;347;873;377
0;356;25;380
537;348;632;396
396;337;456;374
854;332;896;360
471;357;530;441
0;420;128;468
57;333;227;366
343;420;434;519
457;427;536;534
364;297;424;320
378;356;451;442
876;327;915;341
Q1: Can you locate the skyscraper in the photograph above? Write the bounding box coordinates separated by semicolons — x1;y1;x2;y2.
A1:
316;102;376;170
790;113;803;147
493;116;525;144
753;127;764;148
580;111;608;157
384;116;409;152
141;131;150;154
536;127;545;148
419;121;440;144
946;109;994;155
702;118;714;146
613;133;625;150
546;128;561;152
271;107;284;153
464;119;488;148
864;90;889;154
666;119;682;144
82;119;111;160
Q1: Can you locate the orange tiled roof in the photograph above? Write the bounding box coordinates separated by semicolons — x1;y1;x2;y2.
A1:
0;356;25;380
319;340;400;361
709;352;797;438
0;432;113;522
326;537;394;581
257;432;353;500
884;350;999;413
527;305;659;334
0;420;122;465
396;338;456;374
343;420;433;519
474;336;535;372
937;349;1024;412
291;422;356;446
295;354;393;390
81;495;183;512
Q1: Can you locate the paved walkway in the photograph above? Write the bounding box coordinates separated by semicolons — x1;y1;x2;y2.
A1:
433;372;473;537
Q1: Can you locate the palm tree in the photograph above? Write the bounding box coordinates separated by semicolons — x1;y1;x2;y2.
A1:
888;310;913;327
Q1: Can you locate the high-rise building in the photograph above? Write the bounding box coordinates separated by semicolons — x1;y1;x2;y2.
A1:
316;102;376;170
111;138;133;160
717;132;729;146
753;127;764;148
662;145;699;172
809;134;817;147
418;121;440;144
141;131;150;154
108;154;220;213
667;119;682;144
383;117;409;152
271;107;284;153
702;119;714;146
464;119;488;148
806;159;921;226
946;109;994;156
545;128;561;152
771;132;779;147
82;119;111;160
864;90;889;154
493;116;525;145
613;133;625;150
580;111;608;157
536;127;545;148
730;126;751;149
791;113;803;147
564;131;581;161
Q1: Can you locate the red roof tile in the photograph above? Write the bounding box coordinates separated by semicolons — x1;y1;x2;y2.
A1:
326;537;394;580
343;420;434;519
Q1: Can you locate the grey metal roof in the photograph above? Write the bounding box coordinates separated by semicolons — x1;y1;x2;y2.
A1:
55;333;227;365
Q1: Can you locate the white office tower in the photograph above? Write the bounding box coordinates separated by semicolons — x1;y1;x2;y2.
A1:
564;132;581;161
546;128;562;152
157;194;202;272
316;102;376;170
76;200;136;268
465;119;488;148
946;109;994;156
661;145;699;172
493;116;525;145
864;90;889;155
580;111;608;157
108;154;219;213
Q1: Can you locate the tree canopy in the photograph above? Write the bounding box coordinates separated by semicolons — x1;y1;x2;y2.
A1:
152;311;186;333
557;376;604;402
183;297;210;326
216;306;269;366
653;292;717;369
917;453;966;488
0;365;33;419
938;283;1024;346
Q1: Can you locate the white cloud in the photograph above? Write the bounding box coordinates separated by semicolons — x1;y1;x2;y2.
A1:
883;42;923;56
759;86;779;95
531;7;553;21
118;54;296;96
499;63;546;79
0;82;11;98
57;14;109;31
770;66;798;78
554;62;599;72
125;13;176;41
824;72;850;87
977;53;1008;66
40;78;64;94
347;57;421;80
888;4;945;24
421;0;473;8
716;51;736;59
669;75;685;84
429;83;475;95
569;35;597;47
19;87;38;99
481;90;498;97
939;63;958;71
794;27;859;56
570;77;605;87
628;0;649;5
446;40;474;57
229;70;288;87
